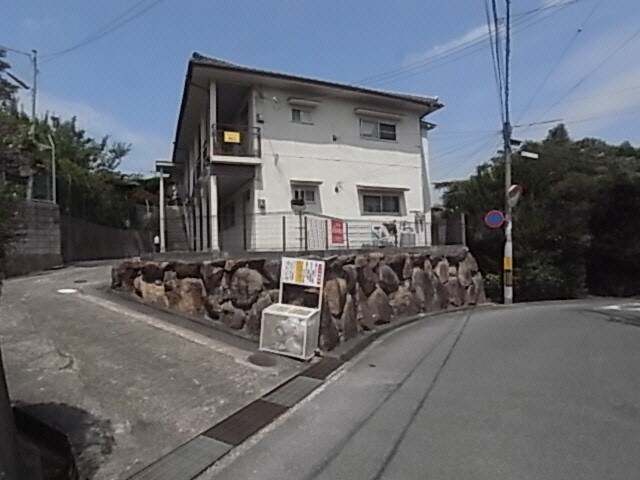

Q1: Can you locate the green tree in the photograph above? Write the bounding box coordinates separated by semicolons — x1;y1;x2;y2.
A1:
438;124;640;300
0;49;18;109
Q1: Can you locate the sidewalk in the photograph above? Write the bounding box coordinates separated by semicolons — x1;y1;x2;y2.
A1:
0;266;303;479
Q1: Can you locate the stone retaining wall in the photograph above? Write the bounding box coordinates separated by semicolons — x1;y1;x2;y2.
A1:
111;248;485;352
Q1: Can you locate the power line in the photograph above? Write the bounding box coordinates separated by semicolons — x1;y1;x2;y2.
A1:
430;134;498;165
526;25;640;129
435;135;502;180
41;0;167;62
355;0;583;89
515;0;603;124
485;0;505;123
352;0;581;88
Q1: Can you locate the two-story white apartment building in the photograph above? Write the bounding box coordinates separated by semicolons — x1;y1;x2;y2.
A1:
165;52;442;252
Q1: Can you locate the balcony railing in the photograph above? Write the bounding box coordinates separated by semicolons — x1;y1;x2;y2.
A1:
212;124;261;158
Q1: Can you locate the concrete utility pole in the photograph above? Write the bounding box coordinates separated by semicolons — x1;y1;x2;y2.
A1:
502;0;514;305
159;171;166;253
2;46;39;200
30;50;37;120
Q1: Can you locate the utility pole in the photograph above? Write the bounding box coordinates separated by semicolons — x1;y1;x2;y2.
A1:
159;170;166;253
30;50;37;120
2;46;39;200
503;0;514;304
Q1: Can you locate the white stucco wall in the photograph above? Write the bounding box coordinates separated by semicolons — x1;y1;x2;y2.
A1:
252;85;428;222
177;79;435;251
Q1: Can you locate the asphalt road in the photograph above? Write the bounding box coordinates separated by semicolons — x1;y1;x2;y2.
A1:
202;299;640;480
0;266;302;479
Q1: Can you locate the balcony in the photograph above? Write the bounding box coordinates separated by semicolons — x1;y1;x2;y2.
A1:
211;124;261;162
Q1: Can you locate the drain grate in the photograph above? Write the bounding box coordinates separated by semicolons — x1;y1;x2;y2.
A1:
202;399;287;446
301;357;343;380
130;435;231;480
263;376;323;407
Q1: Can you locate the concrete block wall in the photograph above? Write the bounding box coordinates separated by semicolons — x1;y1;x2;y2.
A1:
5;201;63;276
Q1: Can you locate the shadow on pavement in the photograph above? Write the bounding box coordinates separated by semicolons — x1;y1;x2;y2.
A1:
15;401;115;479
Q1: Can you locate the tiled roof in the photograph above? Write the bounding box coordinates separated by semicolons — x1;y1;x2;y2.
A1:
190;52;442;108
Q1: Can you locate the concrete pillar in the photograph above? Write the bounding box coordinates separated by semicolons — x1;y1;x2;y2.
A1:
419;126;432;215
159;172;166;252
209;175;220;251
209;81;217;155
420;124;433;247
194;193;201;251
201;186;209;250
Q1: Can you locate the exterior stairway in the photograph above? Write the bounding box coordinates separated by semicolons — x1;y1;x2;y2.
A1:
165;205;191;251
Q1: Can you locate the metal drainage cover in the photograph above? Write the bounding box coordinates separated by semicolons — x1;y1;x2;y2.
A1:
203;399;287;446
247;352;278;367
57;288;78;294
73;279;87;284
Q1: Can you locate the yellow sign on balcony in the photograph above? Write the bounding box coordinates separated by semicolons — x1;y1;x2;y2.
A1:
223;131;241;143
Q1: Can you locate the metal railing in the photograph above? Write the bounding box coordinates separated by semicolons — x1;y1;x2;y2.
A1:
214;212;452;253
211;124;261;158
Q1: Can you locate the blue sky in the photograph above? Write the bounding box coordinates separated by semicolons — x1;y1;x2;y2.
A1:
2;0;640;185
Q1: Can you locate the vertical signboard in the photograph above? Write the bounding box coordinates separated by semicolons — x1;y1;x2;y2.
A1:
330;219;345;245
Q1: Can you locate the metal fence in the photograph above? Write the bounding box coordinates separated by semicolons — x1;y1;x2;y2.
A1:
213;211;465;253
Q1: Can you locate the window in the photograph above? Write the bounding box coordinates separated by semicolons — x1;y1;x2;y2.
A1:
362;193;401;214
293;187;316;204
291;108;312;124
359;119;397;141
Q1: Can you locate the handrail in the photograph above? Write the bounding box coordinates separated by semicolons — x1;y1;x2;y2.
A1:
211;124;261;157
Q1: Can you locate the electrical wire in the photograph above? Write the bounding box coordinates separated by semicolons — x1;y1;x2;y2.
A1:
504;0;511;128
41;0;167;62
485;0;505;124
515;0;603;124
435;135;502;180
351;0;581;88
525;25;640;130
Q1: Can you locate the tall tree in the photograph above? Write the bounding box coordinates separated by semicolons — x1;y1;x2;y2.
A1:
0;49;18;109
438;124;640;301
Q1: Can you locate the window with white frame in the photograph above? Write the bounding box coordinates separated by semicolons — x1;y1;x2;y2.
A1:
359;119;397;141
292;186;317;204
291;108;312;124
361;191;402;214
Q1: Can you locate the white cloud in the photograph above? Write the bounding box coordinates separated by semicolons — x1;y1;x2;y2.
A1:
22;17;56;31
403;24;489;66
17;90;170;173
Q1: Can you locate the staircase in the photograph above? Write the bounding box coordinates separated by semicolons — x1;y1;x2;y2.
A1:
165;205;191;251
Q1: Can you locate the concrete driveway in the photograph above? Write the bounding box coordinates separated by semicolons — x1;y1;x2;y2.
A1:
201;299;640;480
0;265;303;479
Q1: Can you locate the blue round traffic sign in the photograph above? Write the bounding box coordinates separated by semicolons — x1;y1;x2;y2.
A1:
484;209;505;229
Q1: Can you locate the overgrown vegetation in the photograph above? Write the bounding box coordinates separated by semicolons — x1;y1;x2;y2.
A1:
437;124;640;301
0;49;156;272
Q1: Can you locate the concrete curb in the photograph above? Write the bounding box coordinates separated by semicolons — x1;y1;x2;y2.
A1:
93;286;258;352
125;303;496;479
